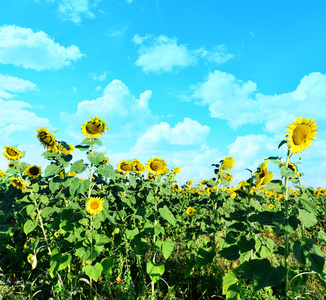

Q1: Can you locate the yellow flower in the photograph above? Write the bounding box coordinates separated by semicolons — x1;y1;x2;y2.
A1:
146;157;167;175
58;143;75;155
132;159;145;174
146;172;155;180
265;191;273;197
220;156;235;171
279;162;299;177
10;177;26;190
99;157;109;165
25;165;42;179
0;169;7;178
254;158;268;187
3;146;21;160
268;204;274;210
262;171;273;185
187;179;193;186
275;193;283;200
286;117;318;154
81;116;109;138
117;160;133;174
86;197;104;215
220;171;233;183
37;127;58;152
161;167;169;175
172;167;181;175
186;207;195;216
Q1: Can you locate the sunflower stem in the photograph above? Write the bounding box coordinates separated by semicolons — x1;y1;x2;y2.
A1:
284;149;290;296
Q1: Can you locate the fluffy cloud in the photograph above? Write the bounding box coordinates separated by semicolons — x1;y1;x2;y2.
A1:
192;71;326;133
0;98;50;139
0;74;38;99
57;0;97;24
61;79;158;141
133;34;233;73
0;25;84;71
89;71;108;81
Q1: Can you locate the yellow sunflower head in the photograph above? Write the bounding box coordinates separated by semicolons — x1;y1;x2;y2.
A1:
81;116;109;138
146;157;167;175
187;179;193;187
86;197;104;215
0;169;7;178
99;157;110;165
172;167;181;175
117;160;133;174
265;191;273;197
132;159;145;174
279;162;299;177
186;207;195;216
25;165;42;179
58;143;75;155
254;158;268;187
219;171;233;183
10;177;26;190
3;146;21;160
286;117;318;154
220;156;235;171
161;167;169;176
146;172;155;180
268;203;274;210
37;127;58;152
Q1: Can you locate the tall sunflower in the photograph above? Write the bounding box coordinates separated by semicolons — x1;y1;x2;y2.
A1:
10;177;26;190
220;156;235;171
81;116;109;138
117;160;133;174
146;157;167;175
25;165;42;179
37;127;58;152
86;197;104;215
286;117;318;154
3;146;21;160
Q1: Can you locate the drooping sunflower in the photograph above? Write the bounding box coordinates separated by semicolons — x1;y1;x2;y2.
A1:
254;158;268;187
172;167;181;175
58;143;75;155
286;117;318;154
186;207;195;216
86;197;104;215
10;177;26;190
3;146;21;160
132;159;145;174
117;160;133;174
279;162;299;177
81;116;109;138
220;156;235;171
25;165;42;179
37;127;58;152
187;179;193;187
99;157;110;165
146;157;167;175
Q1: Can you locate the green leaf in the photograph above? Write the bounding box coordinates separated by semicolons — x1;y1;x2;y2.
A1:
75;145;90;151
226;283;242;300
161;238;174;260
24;219;38;235
219;245;240;261
70;159;88;173
222;271;238;295
265;180;284;193
49;177;61;193
196;247;216;266
146;261;165;283
78;179;91;194
41;207;57;218
45;164;62;177
278;140;287;149
129;174;137;188
146;192;155;204
238;236;255;253
101;257;114;277
87;151;105;165
49;249;72;278
125;228;140;240
293;239;325;274
26;204;36;216
85;262;103;282
254;265;286;291
69;177;80;197
256;239;273;258
248;211;274;226
298;209;317;228
97;164;116;180
235;259;270;280
159;205;176;226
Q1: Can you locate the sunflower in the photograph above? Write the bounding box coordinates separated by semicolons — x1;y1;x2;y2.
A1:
146;173;155;180
117;160;133;174
220;156;235;171
279;162;299;177
86;197;104;215
81;116;109;138
172;167;181;175
268;204;274;210
25;165;42;179
3;146;21;160
186;207;195;216
10;177;26;190
162;167;169;175
286;117;318;154
0;169;7;178
220;171;233;183
132;159;145;174
37;127;58;152
254;158;268;187
99;157;109;165
58;143;75;155
187;179;193;187
265;191;273;197
262;171;273;185
146;157;167;175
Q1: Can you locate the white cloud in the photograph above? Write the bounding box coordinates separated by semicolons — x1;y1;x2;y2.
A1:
133;34;233;73
89;71;108;81
57;0;97;24
0;25;84;71
0;98;50;139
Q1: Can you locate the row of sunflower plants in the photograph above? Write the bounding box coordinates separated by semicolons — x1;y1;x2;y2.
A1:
0;116;325;299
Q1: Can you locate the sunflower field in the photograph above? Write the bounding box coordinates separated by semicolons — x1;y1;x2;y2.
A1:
0;116;326;300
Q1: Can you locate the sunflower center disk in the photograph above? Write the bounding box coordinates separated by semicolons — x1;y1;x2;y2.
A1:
292;125;312;145
7;149;17;156
91;202;99;210
30;167;39;175
151;161;163;171
121;163;131;171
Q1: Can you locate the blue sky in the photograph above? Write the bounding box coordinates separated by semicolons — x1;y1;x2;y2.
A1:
1;0;326;188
